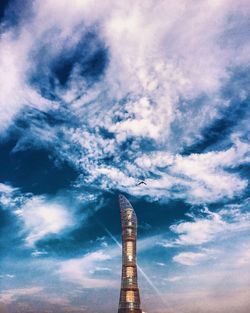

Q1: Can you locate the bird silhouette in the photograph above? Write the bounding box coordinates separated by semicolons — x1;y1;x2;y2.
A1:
136;181;147;186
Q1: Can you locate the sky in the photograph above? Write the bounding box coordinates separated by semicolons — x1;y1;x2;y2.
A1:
0;0;250;312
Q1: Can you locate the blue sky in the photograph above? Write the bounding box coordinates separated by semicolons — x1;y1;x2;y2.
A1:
0;1;250;312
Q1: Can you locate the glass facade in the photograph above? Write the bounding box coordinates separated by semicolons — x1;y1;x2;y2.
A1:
126;228;132;236
126;291;135;302
126;267;134;277
118;195;142;313
126;241;134;261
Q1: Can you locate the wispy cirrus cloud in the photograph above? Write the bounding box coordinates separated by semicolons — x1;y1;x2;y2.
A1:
0;0;249;206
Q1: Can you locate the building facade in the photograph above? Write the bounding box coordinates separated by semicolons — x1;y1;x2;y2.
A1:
118;194;142;313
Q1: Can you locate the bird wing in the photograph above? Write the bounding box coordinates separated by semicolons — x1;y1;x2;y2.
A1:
136;181;147;186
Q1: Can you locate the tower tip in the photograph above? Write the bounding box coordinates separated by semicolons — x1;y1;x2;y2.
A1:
118;194;133;210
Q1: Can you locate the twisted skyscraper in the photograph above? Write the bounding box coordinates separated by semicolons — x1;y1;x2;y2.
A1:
118;194;142;313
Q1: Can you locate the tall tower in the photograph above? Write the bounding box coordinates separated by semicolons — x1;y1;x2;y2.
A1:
118;194;142;313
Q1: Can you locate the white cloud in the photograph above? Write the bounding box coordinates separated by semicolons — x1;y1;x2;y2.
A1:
100;0;250;147
173;251;214;266
31;250;48;257
0;287;43;304
0;183;24;209
162;203;250;248
15;196;74;246
0;29;55;133
169;209;227;246
132;138;249;203
0;274;15;279
0;183;16;193
57;250;117;288
5;274;15;279
95;166;136;188
0;186;14;207
165;202;250;268
156;262;165;267
164;276;183;282
89;266;112;274
59;134;249;204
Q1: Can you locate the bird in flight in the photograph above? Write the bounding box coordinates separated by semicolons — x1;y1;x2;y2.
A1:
136;181;147;186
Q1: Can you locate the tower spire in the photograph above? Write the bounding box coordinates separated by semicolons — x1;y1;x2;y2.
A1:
118;194;142;313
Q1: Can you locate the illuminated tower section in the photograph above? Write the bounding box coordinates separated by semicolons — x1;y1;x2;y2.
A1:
118;194;142;313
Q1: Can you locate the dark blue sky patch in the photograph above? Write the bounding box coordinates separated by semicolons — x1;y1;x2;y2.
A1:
138;244;174;265
14;107;68;131
227;164;250;200
136;138;160;153
0;0;10;22
98;127;115;140
0;207;25;257
182;97;250;155
35;234;88;258
182;114;234;155
0;0;33;31
221;67;250;103
0;208;9;230
134;197;190;235
0;137;78;195
28;30;109;101
0;208;13;254
52;32;108;86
